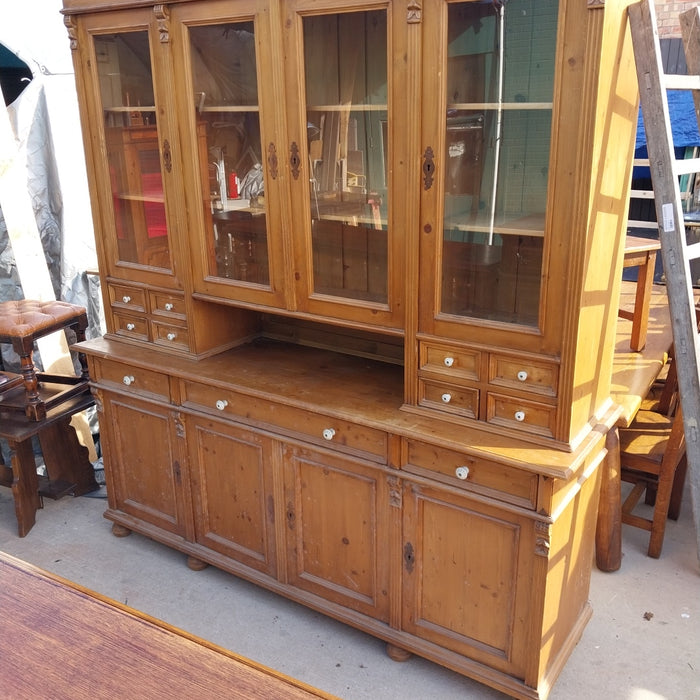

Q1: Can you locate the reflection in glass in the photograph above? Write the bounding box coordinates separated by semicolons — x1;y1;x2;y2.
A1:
95;32;171;270
188;22;269;285
303;11;389;303
441;0;558;325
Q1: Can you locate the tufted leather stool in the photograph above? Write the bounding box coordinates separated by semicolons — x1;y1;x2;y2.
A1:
0;300;90;421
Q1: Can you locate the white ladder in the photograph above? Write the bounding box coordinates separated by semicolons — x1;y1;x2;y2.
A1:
628;0;700;560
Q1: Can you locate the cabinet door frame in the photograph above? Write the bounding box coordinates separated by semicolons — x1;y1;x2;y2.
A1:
73;8;187;290
97;389;194;540
186;413;280;578
401;479;535;677
282;441;393;623
281;0;411;331
171;0;293;310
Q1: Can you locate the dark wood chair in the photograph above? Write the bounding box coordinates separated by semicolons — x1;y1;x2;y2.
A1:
619;358;687;558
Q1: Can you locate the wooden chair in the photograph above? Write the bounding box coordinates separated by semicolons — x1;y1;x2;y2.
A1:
619;358;688;558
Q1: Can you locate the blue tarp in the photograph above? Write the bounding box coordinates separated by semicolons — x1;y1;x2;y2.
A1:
636;90;700;149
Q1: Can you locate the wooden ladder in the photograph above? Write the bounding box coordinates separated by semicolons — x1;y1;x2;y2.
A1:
628;0;700;560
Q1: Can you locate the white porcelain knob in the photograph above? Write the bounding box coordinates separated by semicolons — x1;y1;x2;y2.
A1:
166;332;177;341
164;302;174;311
517;370;528;382
444;357;454;367
514;410;526;422
322;428;336;441
441;393;452;403
122;295;131;303
215;399;228;411
455;466;470;480
122;375;135;386
126;323;135;331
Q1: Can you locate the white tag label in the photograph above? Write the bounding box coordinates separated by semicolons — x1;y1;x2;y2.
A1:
662;202;675;232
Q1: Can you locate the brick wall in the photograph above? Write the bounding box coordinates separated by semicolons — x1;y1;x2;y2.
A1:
654;1;697;38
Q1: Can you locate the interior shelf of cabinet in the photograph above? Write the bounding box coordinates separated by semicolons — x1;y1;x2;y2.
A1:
307;104;387;112
443;213;545;237
199;105;260;112
104;106;157;113
117;192;164;203
448;102;553;111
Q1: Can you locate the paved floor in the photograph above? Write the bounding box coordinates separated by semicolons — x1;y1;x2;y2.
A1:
0;485;698;699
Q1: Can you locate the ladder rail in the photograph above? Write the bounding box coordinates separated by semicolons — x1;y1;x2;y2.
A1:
629;0;700;562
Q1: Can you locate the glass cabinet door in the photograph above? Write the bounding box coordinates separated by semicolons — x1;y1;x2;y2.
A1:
285;3;402;329
174;1;288;308
422;0;559;331
92;27;173;275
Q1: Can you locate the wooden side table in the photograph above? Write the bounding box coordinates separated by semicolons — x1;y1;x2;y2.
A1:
0;390;99;537
619;235;661;351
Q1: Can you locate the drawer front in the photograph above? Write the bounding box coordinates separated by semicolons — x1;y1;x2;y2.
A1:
113;313;149;341
419;379;478;419
109;284;147;313
151;321;190;351
93;358;170;400
489;355;558;397
419;342;481;381
149;290;186;320
404;440;538;509
487;393;557;438
183;381;387;461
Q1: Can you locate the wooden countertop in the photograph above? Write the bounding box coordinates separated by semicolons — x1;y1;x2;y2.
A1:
0;551;335;700
612;282;673;427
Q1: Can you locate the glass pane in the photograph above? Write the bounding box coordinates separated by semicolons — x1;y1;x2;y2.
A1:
95;32;171;270
303;11;388;304
441;0;558;325
188;22;269;285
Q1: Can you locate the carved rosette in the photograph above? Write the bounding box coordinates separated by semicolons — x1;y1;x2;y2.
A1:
534;520;552;557
154;4;171;43
64;15;78;51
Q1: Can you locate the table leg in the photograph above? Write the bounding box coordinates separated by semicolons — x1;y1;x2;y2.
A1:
630;250;656;351
7;437;42;537
596;427;622;571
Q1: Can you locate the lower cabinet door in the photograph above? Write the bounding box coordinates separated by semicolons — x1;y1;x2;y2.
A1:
402;481;535;678
283;444;391;623
99;392;191;538
187;416;278;578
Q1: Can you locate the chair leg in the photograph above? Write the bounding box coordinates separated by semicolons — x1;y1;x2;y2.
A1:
668;454;688;521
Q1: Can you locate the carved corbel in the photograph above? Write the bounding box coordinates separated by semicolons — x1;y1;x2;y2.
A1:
407;0;422;24
534;520;552;557
64;15;78;51
154;4;171;43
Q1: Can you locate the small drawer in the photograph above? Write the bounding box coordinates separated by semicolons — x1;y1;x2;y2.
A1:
486;393;557;438
404;440;538;509
419;342;480;381
149;290;186;320
113;313;149;341
183;382;387;462
109;284;147;312
93;358;170;400
419;379;478;419
152;321;190;351
489;355;558;397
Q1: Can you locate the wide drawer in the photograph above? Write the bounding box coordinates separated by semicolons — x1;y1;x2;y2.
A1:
486;393;557;438
404;440;538;509
91;357;170;401
419;341;481;381
182;381;387;462
418;379;478;419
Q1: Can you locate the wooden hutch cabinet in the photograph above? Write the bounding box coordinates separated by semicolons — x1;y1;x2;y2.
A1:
62;0;639;697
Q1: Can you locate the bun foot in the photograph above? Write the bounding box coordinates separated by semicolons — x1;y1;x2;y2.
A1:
187;556;208;571
386;643;412;662
111;523;131;538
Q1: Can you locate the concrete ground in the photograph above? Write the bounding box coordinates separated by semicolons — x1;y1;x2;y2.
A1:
0;485;698;700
